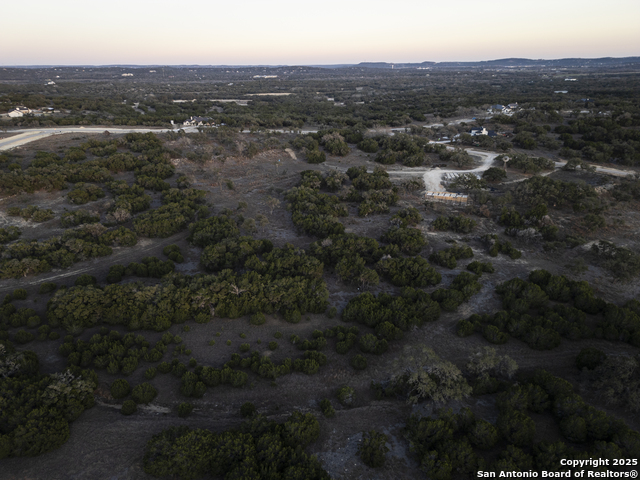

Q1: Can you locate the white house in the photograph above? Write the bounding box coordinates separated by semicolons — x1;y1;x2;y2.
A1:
183;116;213;127
469;127;498;138
8;107;31;118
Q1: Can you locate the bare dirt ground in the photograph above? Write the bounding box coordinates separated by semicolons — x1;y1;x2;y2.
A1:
2;135;640;480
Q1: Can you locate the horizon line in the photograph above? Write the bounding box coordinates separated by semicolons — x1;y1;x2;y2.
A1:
2;55;640;69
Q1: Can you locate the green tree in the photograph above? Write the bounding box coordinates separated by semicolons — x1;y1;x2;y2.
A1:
357;430;389;468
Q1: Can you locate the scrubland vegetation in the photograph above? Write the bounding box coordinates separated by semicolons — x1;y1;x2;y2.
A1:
1;63;640;479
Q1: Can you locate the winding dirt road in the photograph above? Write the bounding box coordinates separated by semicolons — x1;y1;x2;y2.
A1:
1;126;635;194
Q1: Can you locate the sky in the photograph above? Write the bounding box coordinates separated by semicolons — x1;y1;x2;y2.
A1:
2;0;639;65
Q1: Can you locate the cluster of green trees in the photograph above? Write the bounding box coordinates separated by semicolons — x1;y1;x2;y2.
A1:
381;226;427;255
368;133;439;167
285;180;346;238
372;346;472;405
391;206;422;227
432;215;477;234
429;245;474;269
7;205;54;222
163;244;184;263
611;174;640;201
200;236;273;272
500;153;555;174
107;257;176;283
0;224;136;278
67;183;105;204
511;176;596;208
431;271;483;312
482;166;507;182
0;226;21;244
0;344;96;459
143;412;329;480
134;188;207;238
440;147;475;168
584;351;640;413
319;132;350;156
481;234;522;259
357;430;390;468
376;256;441;287
290;134;326;163
341;166;399;216
458;269;640;348
47;253;329;333
59;330;168;375
404;369;640;478
342;288;440;331
346;166;392;191
106;181;151;224
555;115;640;166
1;150;112;194
188;215;240;246
591;240;640;281
310;233;392;266
181;346;330;392
1;301;41;330
497;203;570;243
466;261;495;275
60;209;100;228
308;233;399;288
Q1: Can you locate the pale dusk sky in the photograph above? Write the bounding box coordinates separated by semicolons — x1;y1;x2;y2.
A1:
2;0;639;65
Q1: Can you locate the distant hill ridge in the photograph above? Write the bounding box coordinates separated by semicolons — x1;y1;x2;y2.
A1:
351;57;640;69
5;57;640;69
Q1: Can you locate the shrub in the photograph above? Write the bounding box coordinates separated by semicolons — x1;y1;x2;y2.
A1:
0;225;21;244
121;400;137;415
432;215;477;234
469;419;499;449
132;383;158;404
144;367;157;380
75;274;97;287
111;379;131;399
38;282;57;294
268;341;278;351
350;354;368;370
429;245;474;269
457;319;477;337
575;347;607;371
357;430;390;468
381;226;427;255
14;330;34;344
250;312;266;325
306;149;326;164
12;288;27;300
157;362;171;374
358;138;379;153
239;343;250;353
483;167;507;182
467;261;495;275
337;385;356;407
497;410;536;447
240;402;256;418
27;316;41;328
284;309;301;323
60;209;100;227
178;402;194;417
320;398;335;417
